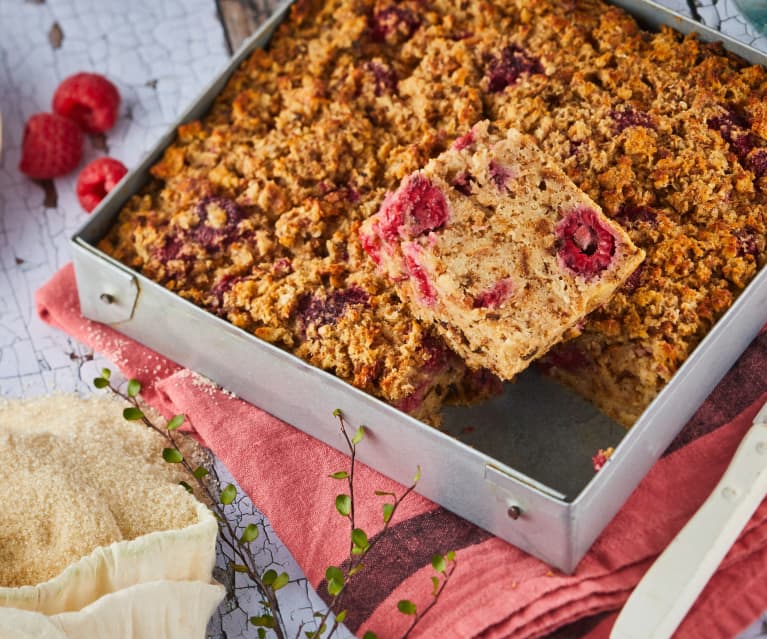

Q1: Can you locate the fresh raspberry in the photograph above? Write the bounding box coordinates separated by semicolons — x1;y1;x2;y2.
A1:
53;72;120;134
76;157;128;212
19;113;84;179
556;206;617;279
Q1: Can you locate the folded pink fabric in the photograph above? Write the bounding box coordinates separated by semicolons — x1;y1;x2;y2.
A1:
36;263;767;639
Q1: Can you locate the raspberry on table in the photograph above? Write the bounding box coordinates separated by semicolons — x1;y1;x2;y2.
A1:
53;72;121;134
19;112;83;180
76;157;128;212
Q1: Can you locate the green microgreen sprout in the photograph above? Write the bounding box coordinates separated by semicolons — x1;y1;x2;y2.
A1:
92;373;456;639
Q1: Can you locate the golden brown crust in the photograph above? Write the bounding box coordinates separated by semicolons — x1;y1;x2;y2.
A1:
100;0;767;426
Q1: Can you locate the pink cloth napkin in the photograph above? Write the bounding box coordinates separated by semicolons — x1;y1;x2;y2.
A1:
37;263;767;639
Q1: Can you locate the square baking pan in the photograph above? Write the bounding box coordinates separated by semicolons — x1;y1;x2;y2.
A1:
70;0;767;573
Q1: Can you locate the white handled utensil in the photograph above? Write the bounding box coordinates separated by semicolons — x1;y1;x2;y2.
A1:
611;400;767;639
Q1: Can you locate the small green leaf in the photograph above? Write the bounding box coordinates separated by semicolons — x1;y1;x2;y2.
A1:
162;448;183;463
335;494;351;517
374;490;395;497
179;480;193;493
305;632;315;639
126;379;141;397
325;566;344;583
93;377;109;389
363;633;378;639
351;528;369;551
431;575;440;596
166;414;184;430
231;563;249;573
351;425;365;445
101;368;112;380
336;610;347;623
328;471;348;480
348;563;364;576
249;614;276;628
192;466;208;480
123;407;144;421
446;550;456;562
397;600;417;615
262;569;277;586
272;572;289;590
327;578;344;596
333;408;342;417
220;483;237;505
257;629;266;639
431;553;446;573
413;465;421;484
325;565;345;597
240;523;259;543
382;503;394;523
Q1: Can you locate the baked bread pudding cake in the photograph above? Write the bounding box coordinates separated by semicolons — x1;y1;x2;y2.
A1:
360;121;645;379
99;0;767;426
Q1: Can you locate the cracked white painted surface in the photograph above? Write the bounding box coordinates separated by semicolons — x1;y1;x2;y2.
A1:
0;1;765;637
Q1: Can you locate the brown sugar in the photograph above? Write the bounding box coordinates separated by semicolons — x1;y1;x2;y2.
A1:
0;394;201;587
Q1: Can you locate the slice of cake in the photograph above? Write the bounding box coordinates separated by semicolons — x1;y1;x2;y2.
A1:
360;121;645;380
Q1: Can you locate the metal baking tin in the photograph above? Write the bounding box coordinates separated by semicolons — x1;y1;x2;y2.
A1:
70;1;767;573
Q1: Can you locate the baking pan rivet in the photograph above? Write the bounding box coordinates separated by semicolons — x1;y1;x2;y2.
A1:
507;505;523;520
100;293;115;304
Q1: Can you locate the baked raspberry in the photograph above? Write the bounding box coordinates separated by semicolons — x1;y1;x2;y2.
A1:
389;174;449;239
402;242;437;307
592;447;614;472
473;278;515;309
488;159;515;190
486;44;543;93
365;61;398;96
193;197;243;249
707;107;767;179
616;203;658;228
155;236;184;263
556;206;618;279
622;263;645;293
537;344;589;373
76;157;128;212
369;6;420;43
451;171;475;196
735;226;760;258
359;226;382;265
452;129;475;151
748;149;767;179
53;72;121;134
610;106;654;132
296;287;369;331
19;113;83;180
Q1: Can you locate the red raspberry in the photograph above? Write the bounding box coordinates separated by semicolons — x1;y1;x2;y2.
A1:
19;113;84;179
53;72;120;134
556;206;617;279
76;157;128;212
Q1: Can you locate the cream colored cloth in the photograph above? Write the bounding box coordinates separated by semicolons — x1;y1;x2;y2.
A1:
0;395;225;638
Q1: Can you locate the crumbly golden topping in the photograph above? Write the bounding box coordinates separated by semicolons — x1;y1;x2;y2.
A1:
100;0;767;426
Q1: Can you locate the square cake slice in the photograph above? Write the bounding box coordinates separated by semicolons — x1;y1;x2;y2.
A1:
359;121;645;380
